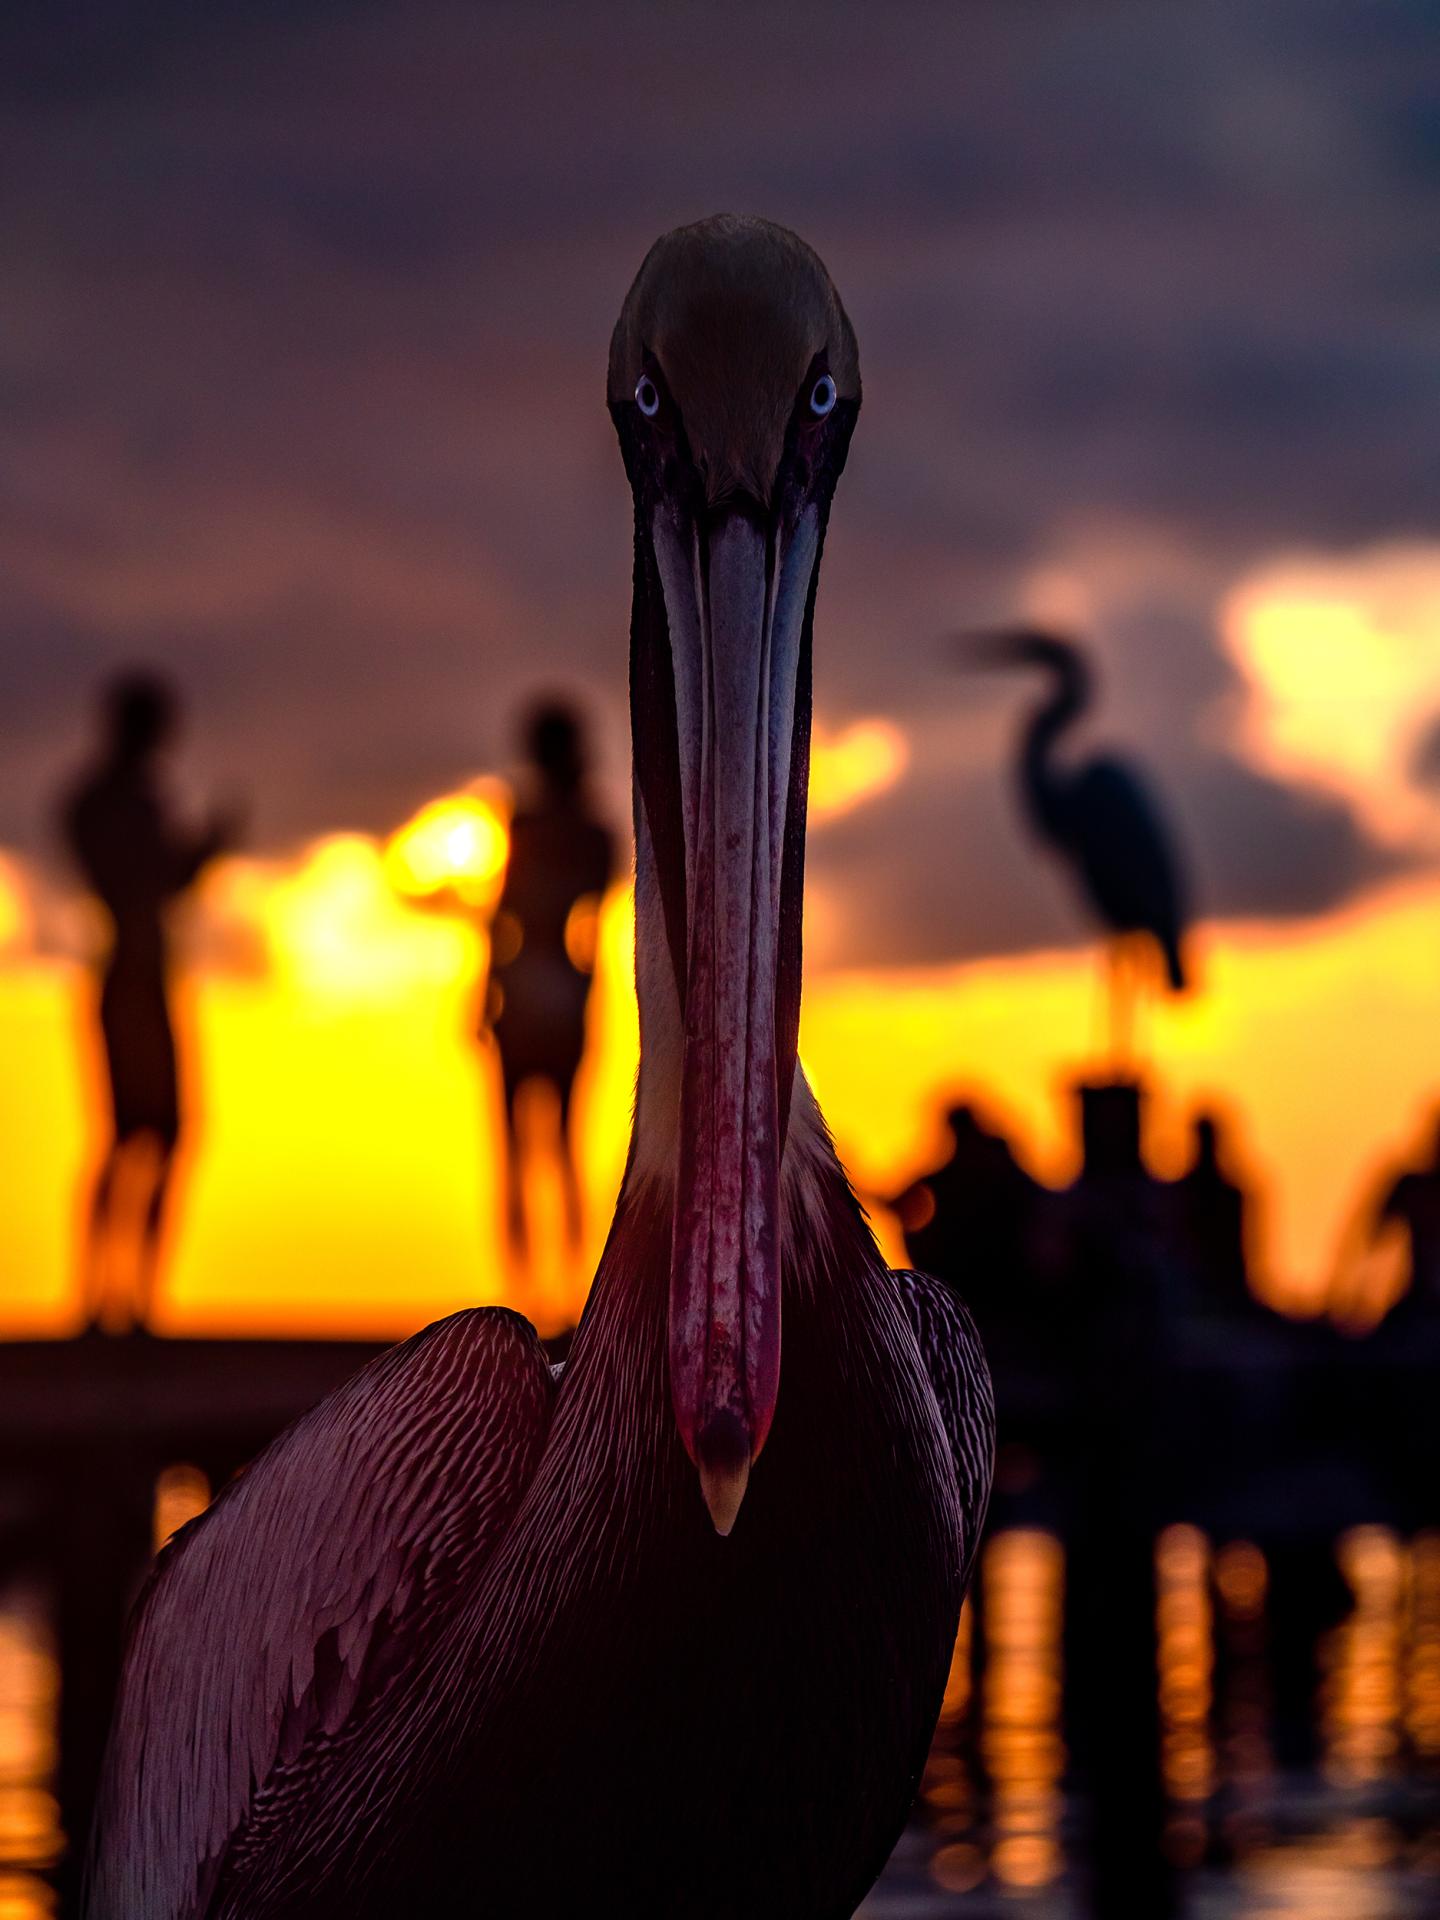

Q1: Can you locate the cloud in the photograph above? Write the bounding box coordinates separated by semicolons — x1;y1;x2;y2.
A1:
807;700;1405;971
805;520;1419;966
1411;717;1440;792
2;1;1438;967
1219;542;1440;848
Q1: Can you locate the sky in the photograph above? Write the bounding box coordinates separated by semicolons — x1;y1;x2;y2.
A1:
2;1;1440;1332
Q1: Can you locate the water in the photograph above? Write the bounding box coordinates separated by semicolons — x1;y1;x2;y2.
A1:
2;1507;1437;1916
0;1587;59;1919
860;1526;1440;1916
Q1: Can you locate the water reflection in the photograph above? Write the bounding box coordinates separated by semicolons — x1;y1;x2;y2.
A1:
2;1523;1437;1917
1408;1532;1440;1765
981;1530;1066;1892
0;1462;213;1918
921;1598;984;1895
0;1878;54;1920
1214;1539;1274;1858
1157;1522;1214;1866
896;1524;1439;1913
917;1529;1067;1900
0;1589;58;1919
1322;1524;1406;1785
152;1463;211;1552
1238;1826;1412;1919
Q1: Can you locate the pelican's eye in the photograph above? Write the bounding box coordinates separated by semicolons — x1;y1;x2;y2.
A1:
635;374;661;418
809;373;837;418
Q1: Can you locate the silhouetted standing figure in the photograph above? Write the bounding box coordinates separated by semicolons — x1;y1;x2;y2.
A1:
485;699;613;1263
62;672;236;1333
1369;1111;1440;1334
892;1101;1040;1352
953;629;1191;1062
1358;1113;1440;1537
1173;1112;1257;1320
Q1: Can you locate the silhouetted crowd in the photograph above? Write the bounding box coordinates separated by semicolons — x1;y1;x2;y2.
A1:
892;1086;1263;1374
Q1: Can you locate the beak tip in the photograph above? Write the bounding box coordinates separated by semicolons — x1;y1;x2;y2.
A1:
699;1455;749;1536
696;1411;752;1537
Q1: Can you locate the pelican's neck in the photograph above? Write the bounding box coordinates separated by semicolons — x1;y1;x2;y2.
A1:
621;777;859;1244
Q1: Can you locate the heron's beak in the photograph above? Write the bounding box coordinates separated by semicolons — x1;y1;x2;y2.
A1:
651;499;819;1535
948;628;1030;670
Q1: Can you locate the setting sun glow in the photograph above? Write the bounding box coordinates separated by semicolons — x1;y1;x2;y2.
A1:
5;801;1440;1338
261;837;480;1000
384;786;512;907
808;718;909;822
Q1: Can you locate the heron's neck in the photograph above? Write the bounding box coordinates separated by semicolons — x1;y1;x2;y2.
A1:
1021;665;1087;839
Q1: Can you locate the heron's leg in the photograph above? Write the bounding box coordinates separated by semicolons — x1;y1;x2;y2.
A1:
1105;940;1128;1074
1111;938;1138;1075
1096;943;1115;1064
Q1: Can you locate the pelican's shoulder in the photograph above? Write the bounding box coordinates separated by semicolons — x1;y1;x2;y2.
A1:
890;1268;995;1581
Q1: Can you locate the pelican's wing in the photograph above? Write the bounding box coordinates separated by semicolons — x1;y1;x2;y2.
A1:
894;1270;995;1585
86;1308;555;1920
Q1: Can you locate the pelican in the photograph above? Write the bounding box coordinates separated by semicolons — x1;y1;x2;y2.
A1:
86;216;994;1920
957;627;1190;1058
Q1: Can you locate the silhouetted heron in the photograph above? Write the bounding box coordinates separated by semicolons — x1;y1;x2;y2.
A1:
956;627;1190;1061
87;216;994;1920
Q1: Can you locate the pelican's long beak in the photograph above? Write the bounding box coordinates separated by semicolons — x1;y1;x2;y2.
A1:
652;499;819;1535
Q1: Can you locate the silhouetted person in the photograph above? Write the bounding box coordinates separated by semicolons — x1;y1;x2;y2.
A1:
61;671;237;1332
892;1101;1040;1349
1368;1111;1440;1333
1356;1114;1440;1535
484;699;613;1265
1172;1112;1256;1320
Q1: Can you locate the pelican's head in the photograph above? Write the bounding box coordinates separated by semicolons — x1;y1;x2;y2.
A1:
610;216;860;1535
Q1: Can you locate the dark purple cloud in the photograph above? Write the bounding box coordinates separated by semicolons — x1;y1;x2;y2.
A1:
2;0;1437;964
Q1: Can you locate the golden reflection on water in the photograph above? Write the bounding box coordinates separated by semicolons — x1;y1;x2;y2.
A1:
0;1878;54;1920
0;1589;59;1919
1322;1525;1406;1785
1405;1530;1440;1764
1;1508;1436;1916
1156;1523;1215;1867
921;1599;984;1895
919;1531;1069;1896
913;1524;1438;1903
977;1529;1066;1892
1239;1821;1412;1918
153;1462;212;1552
1214;1539;1274;1857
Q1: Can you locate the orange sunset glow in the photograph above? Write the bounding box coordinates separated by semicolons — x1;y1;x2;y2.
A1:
8;552;1440;1343
4;647;1440;1341
1223;542;1440;848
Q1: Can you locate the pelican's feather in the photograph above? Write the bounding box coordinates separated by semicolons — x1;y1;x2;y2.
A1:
85;1308;554;1920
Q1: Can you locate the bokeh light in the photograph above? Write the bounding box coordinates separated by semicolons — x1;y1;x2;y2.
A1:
384;786;512;909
